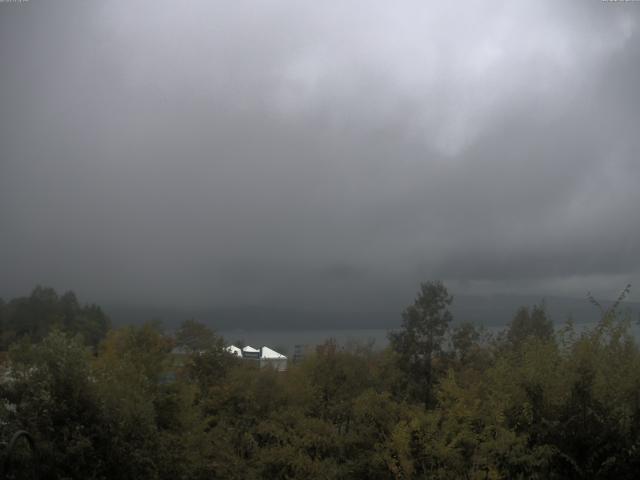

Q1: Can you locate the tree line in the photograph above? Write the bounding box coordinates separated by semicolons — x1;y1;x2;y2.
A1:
1;283;639;479
0;286;109;350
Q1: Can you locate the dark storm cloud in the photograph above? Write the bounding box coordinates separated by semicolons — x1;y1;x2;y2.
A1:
1;0;639;311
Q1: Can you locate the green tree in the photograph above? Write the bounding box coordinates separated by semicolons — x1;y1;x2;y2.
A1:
174;320;238;394
507;304;553;348
450;321;481;364
2;330;104;478
389;281;453;407
0;287;110;349
175;319;218;352
97;322;172;385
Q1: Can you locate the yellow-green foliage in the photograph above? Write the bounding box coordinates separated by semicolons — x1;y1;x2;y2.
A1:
2;306;640;479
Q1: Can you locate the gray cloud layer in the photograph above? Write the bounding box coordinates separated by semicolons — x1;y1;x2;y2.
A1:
1;1;639;310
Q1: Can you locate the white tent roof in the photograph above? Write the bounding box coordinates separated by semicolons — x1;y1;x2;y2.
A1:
261;346;286;359
225;345;242;357
242;345;259;353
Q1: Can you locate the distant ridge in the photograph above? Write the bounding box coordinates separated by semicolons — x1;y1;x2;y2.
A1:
103;294;640;331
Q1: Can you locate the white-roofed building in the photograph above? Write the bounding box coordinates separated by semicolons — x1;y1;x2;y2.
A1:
225;345;243;357
260;346;287;371
241;345;261;360
222;344;288;371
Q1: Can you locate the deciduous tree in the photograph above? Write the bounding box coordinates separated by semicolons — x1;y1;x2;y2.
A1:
389;281;453;407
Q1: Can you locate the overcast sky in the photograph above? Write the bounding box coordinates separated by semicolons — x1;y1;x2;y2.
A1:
1;0;639;311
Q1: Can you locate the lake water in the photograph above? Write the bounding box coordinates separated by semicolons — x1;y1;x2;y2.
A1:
221;321;640;356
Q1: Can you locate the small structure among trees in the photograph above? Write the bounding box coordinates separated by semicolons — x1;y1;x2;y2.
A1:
259;346;287;371
225;344;288;371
